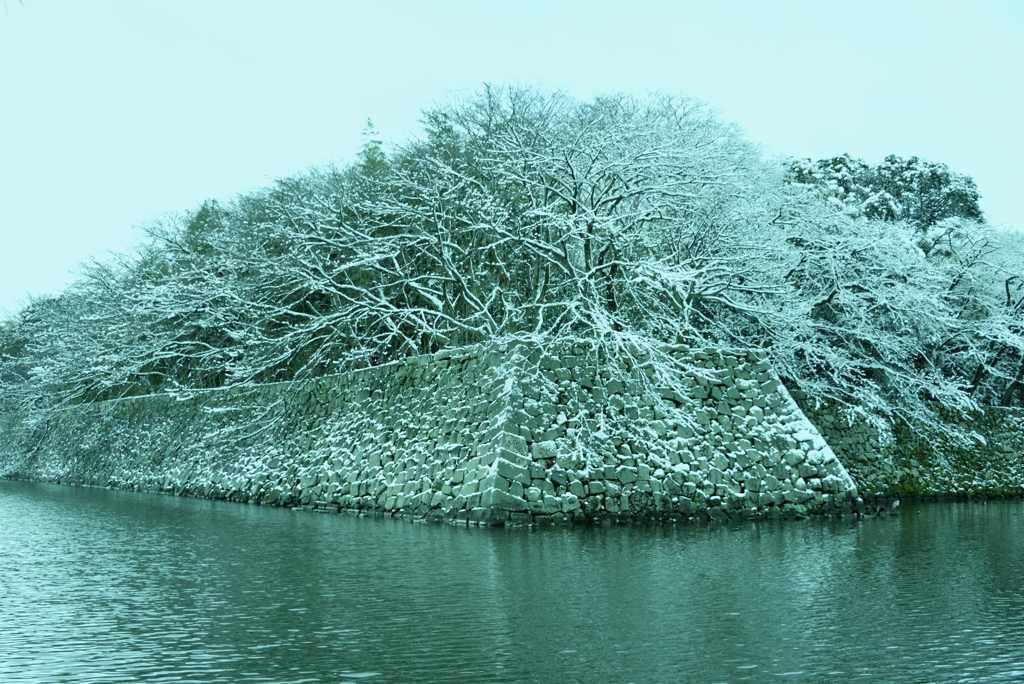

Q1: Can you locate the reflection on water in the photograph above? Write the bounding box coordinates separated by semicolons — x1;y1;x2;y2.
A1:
2;480;1023;683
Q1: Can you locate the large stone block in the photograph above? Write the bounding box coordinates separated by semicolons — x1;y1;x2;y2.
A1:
561;493;581;512
616;466;638;484
493;431;528;456
469;506;508;525
480;487;529;512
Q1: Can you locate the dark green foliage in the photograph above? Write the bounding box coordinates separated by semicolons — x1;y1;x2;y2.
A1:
357;118;389;178
788;153;983;233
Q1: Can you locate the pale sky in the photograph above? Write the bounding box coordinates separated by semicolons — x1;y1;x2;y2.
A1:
2;0;1022;316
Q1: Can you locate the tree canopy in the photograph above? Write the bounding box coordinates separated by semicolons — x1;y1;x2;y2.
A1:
2;86;1022;451
788;153;983;234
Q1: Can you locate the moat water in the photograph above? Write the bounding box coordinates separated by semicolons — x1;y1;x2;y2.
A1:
1;479;1023;683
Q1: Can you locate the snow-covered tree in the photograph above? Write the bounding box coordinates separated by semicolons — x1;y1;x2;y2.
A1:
3;85;1023;452
788;153;983;233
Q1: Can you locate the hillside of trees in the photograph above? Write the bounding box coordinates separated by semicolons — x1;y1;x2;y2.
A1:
2;86;1022;449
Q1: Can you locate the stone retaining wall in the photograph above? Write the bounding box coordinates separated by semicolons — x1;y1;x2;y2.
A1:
1;340;862;525
793;395;1024;499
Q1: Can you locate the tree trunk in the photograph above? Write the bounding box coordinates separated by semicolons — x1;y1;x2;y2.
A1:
999;357;1024;406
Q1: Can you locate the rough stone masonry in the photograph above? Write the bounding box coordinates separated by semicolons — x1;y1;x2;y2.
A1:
1;340;878;524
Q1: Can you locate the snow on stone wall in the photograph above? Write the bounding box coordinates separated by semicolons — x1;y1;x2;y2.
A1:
0;341;861;524
795;397;1024;500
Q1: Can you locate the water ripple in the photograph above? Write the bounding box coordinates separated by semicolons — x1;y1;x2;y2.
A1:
2;481;1023;682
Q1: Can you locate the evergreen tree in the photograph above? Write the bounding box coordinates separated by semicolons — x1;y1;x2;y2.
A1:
788;153;982;234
